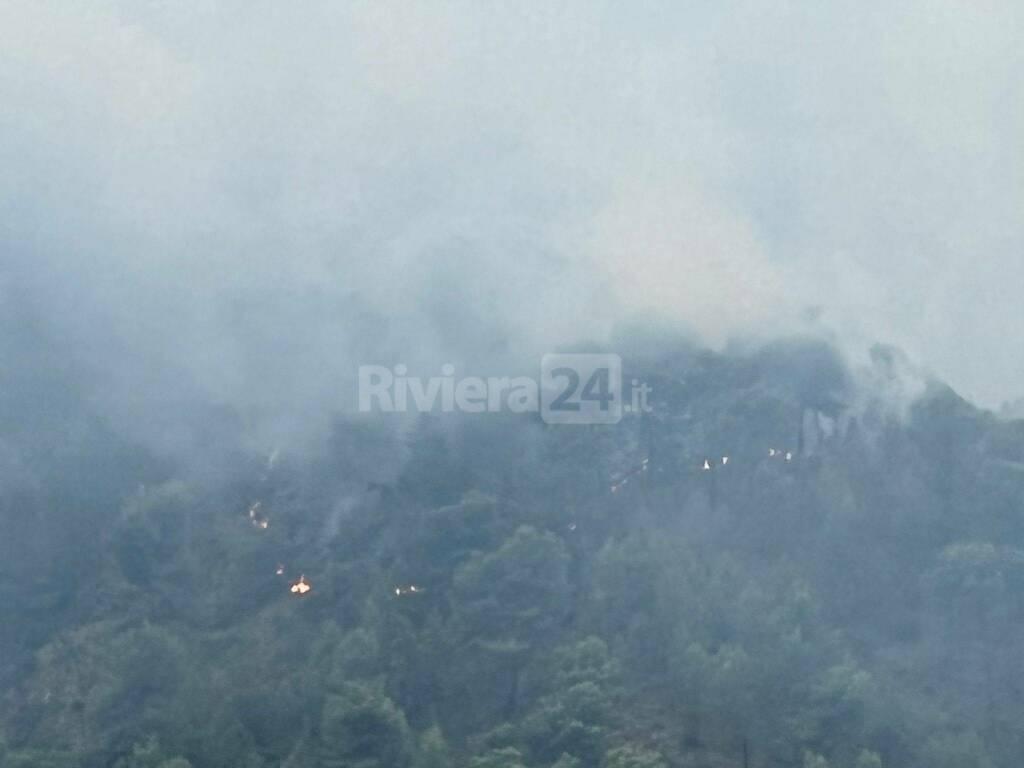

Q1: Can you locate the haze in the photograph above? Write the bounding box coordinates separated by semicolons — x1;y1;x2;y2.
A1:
2;0;1022;451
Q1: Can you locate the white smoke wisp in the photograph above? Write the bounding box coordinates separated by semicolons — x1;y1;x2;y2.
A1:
1;1;1021;457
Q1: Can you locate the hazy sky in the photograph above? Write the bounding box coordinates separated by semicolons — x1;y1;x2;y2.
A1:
1;1;1021;448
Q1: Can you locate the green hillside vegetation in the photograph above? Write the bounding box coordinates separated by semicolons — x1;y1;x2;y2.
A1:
2;339;1023;767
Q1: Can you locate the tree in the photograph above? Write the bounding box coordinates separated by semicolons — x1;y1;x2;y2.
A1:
112;737;193;768
602;744;667;768
453;526;571;644
414;726;451;768
448;527;572;729
467;747;527;768
520;638;619;766
917;731;993;768
802;751;830;768
854;750;882;768
318;683;414;768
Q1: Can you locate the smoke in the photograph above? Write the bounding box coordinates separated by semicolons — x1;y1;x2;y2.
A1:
1;0;1021;455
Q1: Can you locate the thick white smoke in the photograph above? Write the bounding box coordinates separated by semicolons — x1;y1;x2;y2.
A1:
1;0;1021;454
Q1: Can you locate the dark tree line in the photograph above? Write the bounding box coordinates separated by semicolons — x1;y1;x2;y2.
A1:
2;338;1023;767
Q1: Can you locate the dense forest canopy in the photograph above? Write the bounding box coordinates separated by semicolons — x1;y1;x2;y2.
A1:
3;2;1023;766
2;335;1022;768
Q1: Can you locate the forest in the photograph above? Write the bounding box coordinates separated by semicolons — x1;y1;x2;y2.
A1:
2;335;1023;768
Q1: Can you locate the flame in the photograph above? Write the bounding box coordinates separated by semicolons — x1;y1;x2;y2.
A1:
247;502;270;529
611;458;650;492
290;575;311;595
394;584;424;597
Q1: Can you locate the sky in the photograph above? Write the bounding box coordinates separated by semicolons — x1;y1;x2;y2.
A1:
1;0;1022;451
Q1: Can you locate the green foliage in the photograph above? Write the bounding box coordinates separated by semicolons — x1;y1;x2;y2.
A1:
854;750;883;768
802;751;830;768
1;750;81;768
467;747;526;768
414;726;451;768
602;744;667;768
113;736;192;768
917;731;994;768
3;343;1024;768
318;683;414;768
327;627;381;685
519;638;620;765
453;526;571;643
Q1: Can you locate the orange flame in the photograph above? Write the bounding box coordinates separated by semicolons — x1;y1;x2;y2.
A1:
290;575;311;596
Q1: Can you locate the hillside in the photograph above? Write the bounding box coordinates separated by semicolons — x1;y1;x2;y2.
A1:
2;339;1023;768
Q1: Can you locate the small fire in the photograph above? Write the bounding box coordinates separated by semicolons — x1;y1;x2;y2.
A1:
610;458;649;493
290;575;311;596
248;502;269;529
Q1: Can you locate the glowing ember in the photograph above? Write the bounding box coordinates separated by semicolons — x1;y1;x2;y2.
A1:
290;575;311;596
247;502;269;529
394;584;424;597
610;458;650;493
